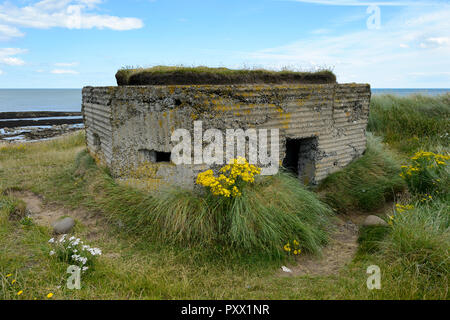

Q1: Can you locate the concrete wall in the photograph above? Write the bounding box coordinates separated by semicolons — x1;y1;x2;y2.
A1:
82;83;370;189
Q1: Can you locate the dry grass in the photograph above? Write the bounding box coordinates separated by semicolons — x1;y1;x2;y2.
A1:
115;65;336;86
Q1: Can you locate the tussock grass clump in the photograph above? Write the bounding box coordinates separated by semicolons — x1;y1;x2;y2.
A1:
318;133;405;213
98;166;332;257
380;199;449;295
0;194;26;222
357;225;390;255
115;65;336;86
368;94;450;154
400;150;450;197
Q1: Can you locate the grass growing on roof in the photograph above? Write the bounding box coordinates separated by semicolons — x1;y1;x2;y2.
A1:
115;65;336;86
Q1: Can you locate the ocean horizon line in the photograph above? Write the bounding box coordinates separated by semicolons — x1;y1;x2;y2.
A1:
1;88;449;113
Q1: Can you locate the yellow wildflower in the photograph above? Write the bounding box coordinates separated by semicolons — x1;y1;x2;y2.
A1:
196;158;261;198
388;215;394;225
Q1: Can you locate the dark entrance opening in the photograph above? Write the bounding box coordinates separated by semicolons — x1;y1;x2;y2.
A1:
155;151;171;162
138;149;171;163
282;137;318;184
283;139;301;175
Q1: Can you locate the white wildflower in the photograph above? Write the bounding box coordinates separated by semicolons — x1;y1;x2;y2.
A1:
87;247;102;256
49;250;55;256
48;238;55;243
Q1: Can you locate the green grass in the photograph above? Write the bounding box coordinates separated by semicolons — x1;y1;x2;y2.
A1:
115;65;336;86
318;133;405;213
357;226;391;255
382;199;449;275
376;199;449;298
368;94;450;154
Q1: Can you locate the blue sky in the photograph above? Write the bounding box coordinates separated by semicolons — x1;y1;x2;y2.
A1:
0;0;449;88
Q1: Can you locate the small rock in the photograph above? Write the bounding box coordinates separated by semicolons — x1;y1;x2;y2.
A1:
281;266;292;273
53;217;75;234
362;215;388;227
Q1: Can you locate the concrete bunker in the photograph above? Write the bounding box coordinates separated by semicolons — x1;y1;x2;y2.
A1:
82;67;371;190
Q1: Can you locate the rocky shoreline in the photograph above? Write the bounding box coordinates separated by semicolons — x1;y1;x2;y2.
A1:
0;111;84;143
0;124;84;143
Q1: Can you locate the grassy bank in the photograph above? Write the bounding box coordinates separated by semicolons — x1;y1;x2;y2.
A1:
368;94;450;154
318;133;405;213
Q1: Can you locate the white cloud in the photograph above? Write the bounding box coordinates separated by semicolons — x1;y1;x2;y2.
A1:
51;69;79;74
427;37;450;46
0;48;26;65
0;24;24;40
54;62;79;67
0;0;143;35
0;69;3;75
246;5;450;87
2;57;25;66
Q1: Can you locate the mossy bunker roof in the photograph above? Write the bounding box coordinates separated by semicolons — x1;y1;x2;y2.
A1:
115;66;337;86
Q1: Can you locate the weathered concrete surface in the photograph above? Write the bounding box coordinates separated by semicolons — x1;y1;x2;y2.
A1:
82;83;370;189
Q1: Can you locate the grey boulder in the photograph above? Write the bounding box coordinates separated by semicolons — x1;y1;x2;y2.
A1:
53;217;75;234
362;215;388;227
